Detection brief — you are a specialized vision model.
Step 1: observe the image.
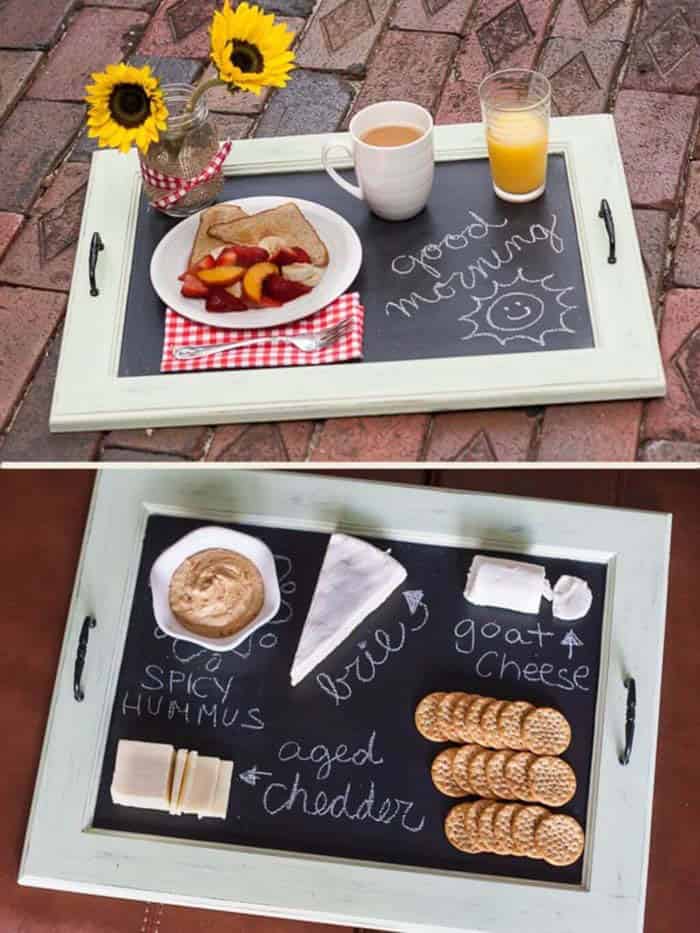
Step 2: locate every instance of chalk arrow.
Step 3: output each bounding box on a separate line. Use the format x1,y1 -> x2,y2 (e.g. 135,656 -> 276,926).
239,765 -> 272,787
561,629 -> 584,660
403,590 -> 425,616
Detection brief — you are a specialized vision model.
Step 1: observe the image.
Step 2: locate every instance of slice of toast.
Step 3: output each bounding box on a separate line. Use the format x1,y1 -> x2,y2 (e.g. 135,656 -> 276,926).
208,202 -> 329,267
189,204 -> 248,266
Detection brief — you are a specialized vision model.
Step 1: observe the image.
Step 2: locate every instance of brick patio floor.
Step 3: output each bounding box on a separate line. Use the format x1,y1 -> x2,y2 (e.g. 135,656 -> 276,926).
0,0 -> 698,463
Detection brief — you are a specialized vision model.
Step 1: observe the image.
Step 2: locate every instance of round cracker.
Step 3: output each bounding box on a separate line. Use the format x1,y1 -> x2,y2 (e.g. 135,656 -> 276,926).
480,699 -> 507,748
492,802 -> 519,855
485,749 -> 514,799
527,756 -> 577,807
431,748 -> 466,797
443,692 -> 472,743
437,692 -> 465,741
464,797 -> 491,851
522,707 -> 572,755
534,813 -> 585,866
415,692 -> 448,741
463,695 -> 491,744
453,744 -> 480,792
504,751 -> 537,801
467,748 -> 491,797
444,802 -> 472,852
498,700 -> 534,750
476,800 -> 500,850
511,804 -> 549,857
449,693 -> 475,743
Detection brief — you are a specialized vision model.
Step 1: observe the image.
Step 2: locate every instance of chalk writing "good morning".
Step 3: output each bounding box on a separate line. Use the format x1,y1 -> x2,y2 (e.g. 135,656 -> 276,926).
386,212 -> 564,318
455,618 -> 591,693
316,592 -> 430,706
262,732 -> 425,833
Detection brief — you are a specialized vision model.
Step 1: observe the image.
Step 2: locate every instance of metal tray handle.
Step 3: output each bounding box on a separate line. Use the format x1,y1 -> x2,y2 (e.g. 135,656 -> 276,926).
74,615 -> 96,702
89,232 -> 104,296
598,199 -> 617,264
619,676 -> 636,765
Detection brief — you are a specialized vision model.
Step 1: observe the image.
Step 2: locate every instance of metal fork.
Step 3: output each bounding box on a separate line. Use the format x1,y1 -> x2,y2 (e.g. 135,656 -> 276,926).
173,317 -> 353,361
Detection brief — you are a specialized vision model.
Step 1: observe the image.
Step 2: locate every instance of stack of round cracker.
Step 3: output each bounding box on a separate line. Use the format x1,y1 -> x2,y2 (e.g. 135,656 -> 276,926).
431,744 -> 576,806
415,691 -> 571,755
445,800 -> 585,866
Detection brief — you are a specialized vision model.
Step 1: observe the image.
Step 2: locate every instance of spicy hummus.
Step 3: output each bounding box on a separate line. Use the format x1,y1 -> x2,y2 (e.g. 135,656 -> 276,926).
168,548 -> 265,638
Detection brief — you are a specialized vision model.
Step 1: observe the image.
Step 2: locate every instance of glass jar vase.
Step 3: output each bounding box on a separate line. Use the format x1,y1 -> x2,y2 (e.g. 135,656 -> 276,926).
140,83 -> 223,217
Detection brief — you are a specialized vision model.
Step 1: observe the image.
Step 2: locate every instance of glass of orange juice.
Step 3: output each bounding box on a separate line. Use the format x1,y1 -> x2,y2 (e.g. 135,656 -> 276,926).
478,69 -> 551,203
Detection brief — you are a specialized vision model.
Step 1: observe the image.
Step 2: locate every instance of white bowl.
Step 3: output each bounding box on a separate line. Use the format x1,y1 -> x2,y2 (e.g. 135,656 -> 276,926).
149,526 -> 281,651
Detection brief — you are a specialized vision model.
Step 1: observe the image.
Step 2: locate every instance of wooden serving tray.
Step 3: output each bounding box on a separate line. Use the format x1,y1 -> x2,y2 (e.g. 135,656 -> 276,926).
49,116 -> 664,432
20,471 -> 670,933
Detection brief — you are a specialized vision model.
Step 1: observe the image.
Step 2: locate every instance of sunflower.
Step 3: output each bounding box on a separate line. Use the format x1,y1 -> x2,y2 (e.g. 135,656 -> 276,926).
85,63 -> 168,155
210,1 -> 295,96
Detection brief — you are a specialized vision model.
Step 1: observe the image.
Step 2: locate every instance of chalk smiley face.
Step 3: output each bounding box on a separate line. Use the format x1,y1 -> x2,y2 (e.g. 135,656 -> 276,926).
460,267 -> 578,347
486,291 -> 545,333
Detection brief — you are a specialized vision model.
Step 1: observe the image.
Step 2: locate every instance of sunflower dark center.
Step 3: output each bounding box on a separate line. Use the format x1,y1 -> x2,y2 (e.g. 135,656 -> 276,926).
230,40 -> 264,73
109,83 -> 150,128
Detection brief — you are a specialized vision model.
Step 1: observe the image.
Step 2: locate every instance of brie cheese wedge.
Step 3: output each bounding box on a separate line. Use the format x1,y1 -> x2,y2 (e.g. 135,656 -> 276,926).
290,533 -> 407,686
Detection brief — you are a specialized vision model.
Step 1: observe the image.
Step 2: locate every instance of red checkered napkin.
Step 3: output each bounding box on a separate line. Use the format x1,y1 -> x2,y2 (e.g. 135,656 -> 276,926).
161,292 -> 364,373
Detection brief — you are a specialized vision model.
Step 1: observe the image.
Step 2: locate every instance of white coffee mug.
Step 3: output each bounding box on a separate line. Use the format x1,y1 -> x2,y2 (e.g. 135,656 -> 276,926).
321,101 -> 434,222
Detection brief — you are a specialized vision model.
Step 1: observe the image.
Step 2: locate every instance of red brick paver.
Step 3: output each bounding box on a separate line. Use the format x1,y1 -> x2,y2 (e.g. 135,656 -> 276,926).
437,0 -> 555,125
102,427 -> 208,459
634,208 -> 670,317
296,0 -> 394,74
614,90 -> 697,210
674,162 -> 700,289
550,0 -> 637,42
0,163 -> 88,292
643,289 -> 700,444
0,287 -> 66,430
391,0 -> 473,35
623,0 -> 700,95
424,410 -> 536,461
280,421 -> 316,461
0,100 -> 83,214
137,0 -> 223,59
0,51 -> 43,123
0,214 -> 24,263
538,401 -> 643,461
206,424 -> 287,461
27,7 -> 150,102
0,0 -> 76,50
349,31 -> 458,119
311,415 -> 430,461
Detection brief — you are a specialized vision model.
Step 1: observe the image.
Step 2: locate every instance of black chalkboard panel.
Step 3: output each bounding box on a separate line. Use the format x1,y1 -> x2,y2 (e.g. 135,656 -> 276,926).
118,156 -> 594,377
93,514 -> 607,885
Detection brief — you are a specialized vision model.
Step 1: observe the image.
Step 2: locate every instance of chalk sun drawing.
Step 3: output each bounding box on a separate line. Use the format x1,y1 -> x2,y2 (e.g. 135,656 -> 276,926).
460,267 -> 577,347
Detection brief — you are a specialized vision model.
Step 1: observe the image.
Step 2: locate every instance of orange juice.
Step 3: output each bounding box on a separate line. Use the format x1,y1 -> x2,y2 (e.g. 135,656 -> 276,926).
486,110 -> 548,195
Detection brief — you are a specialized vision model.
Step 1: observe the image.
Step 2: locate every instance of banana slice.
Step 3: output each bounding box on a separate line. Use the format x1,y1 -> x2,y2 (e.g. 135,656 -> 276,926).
282,262 -> 323,287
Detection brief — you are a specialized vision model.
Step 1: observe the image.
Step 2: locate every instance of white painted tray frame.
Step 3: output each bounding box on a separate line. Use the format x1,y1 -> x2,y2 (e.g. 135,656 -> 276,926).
20,470 -> 670,933
49,115 -> 664,432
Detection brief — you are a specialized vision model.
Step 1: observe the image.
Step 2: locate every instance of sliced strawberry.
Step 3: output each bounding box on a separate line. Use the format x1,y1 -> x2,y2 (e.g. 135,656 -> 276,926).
270,246 -> 299,267
228,244 -> 270,267
181,273 -> 210,299
187,253 -> 216,274
292,246 -> 311,263
215,246 -> 241,267
263,274 -> 312,303
205,286 -> 247,312
258,295 -> 282,308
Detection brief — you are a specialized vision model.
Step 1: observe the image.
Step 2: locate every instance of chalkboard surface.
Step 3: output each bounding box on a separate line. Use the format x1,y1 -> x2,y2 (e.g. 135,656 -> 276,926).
118,156 -> 594,377
94,514 -> 607,885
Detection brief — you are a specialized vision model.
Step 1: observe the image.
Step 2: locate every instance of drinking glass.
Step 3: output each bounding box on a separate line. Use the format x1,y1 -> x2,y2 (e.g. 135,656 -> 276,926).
478,69 -> 551,203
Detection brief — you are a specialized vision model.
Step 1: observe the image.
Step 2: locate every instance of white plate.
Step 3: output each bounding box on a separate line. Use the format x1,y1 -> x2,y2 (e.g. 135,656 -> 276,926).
149,526 -> 281,652
150,196 -> 363,329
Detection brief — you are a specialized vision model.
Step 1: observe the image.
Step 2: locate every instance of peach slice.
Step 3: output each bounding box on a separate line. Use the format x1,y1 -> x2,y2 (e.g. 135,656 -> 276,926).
197,265 -> 245,287
242,261 -> 279,304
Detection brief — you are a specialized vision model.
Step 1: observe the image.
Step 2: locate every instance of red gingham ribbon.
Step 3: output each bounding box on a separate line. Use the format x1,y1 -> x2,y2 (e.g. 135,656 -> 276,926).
161,293 -> 365,372
140,139 -> 233,211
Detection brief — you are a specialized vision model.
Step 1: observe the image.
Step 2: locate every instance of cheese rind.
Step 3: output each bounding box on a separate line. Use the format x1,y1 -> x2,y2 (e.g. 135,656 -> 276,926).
464,555 -> 549,615
110,740 -> 174,811
290,533 -> 407,686
168,748 -> 189,815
